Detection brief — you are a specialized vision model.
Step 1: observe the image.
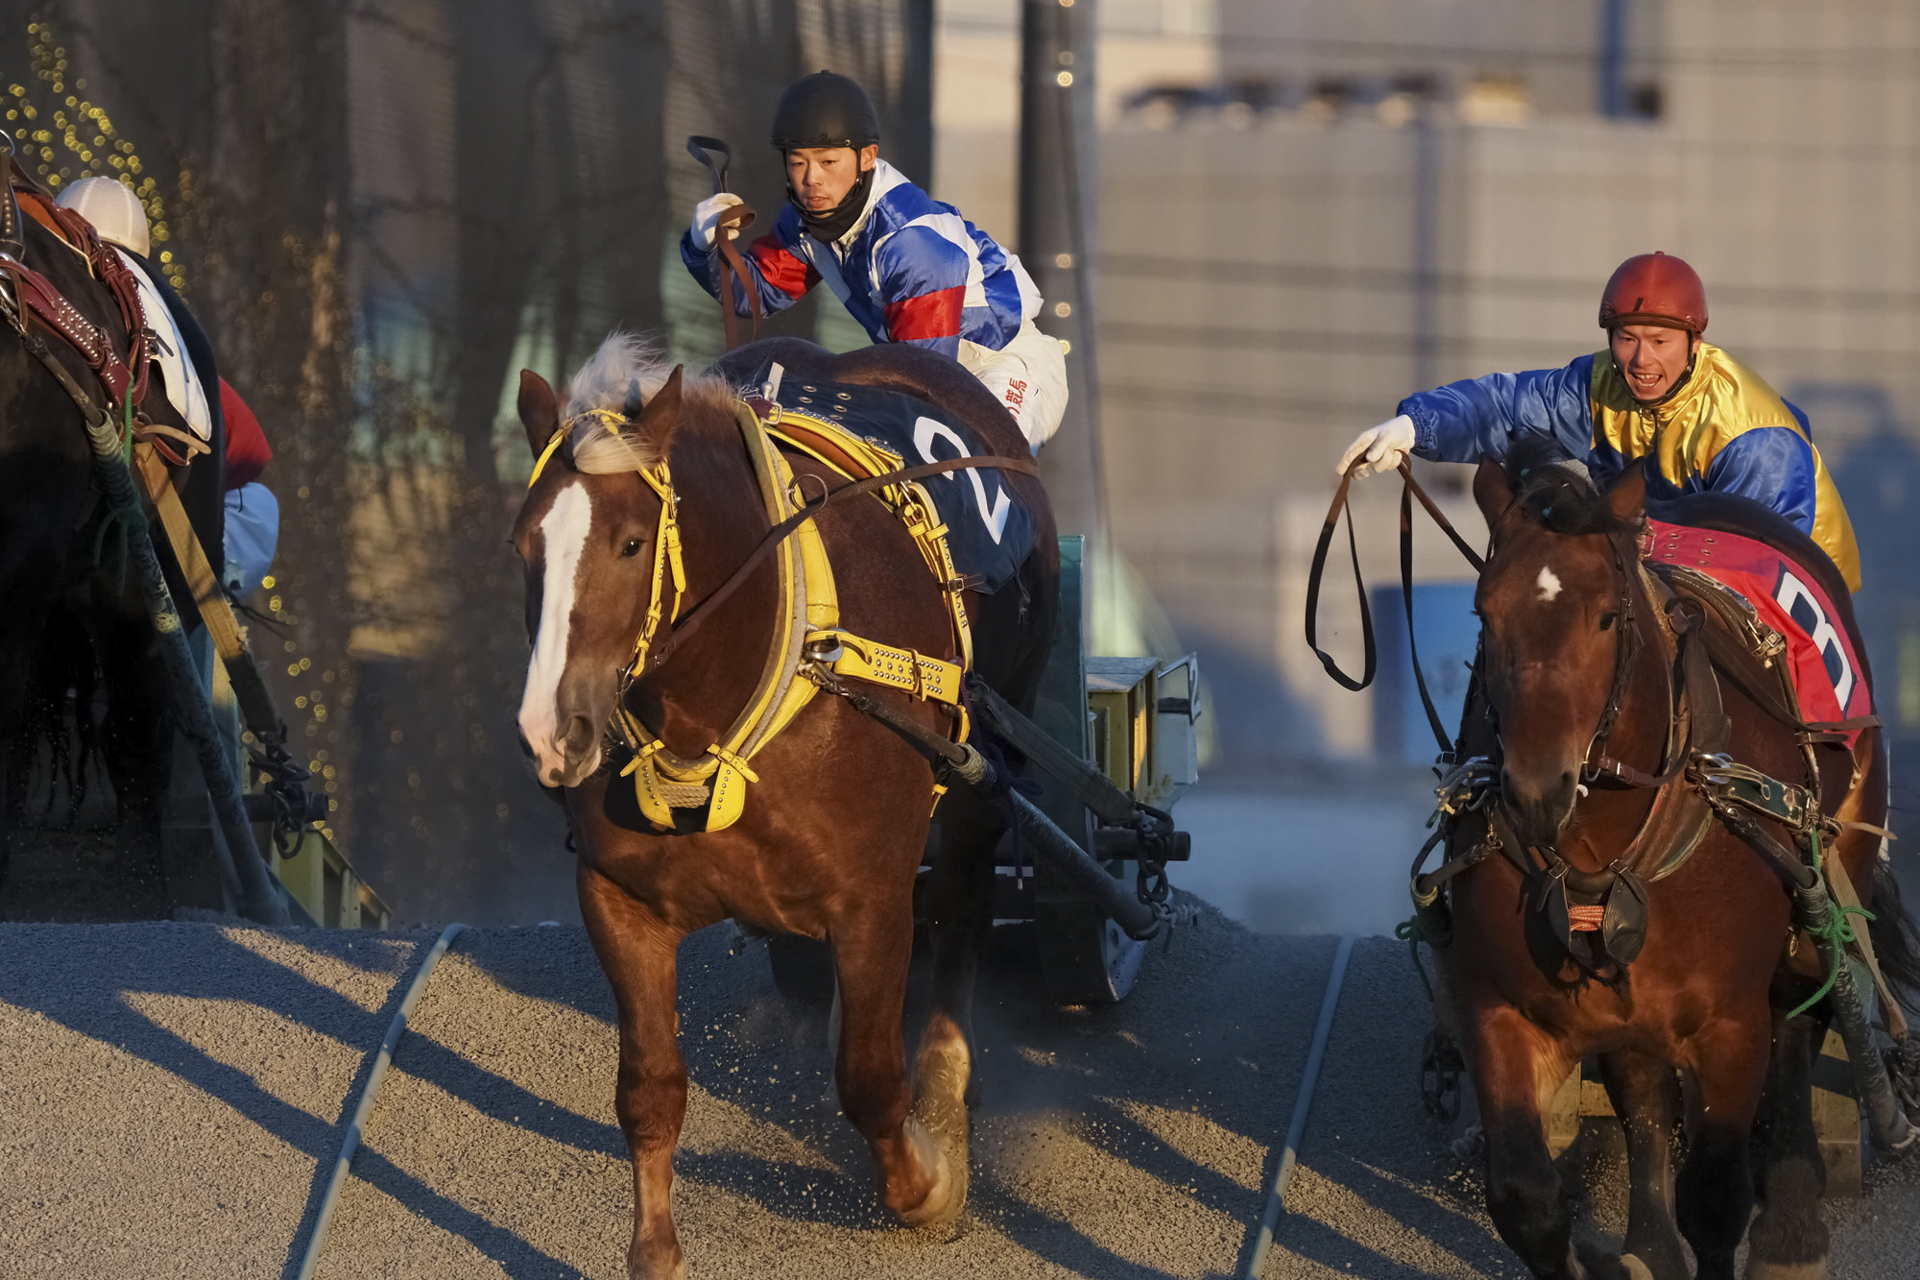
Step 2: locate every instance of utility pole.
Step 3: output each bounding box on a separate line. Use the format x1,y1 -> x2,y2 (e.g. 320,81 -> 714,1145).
1019,0 -> 1108,568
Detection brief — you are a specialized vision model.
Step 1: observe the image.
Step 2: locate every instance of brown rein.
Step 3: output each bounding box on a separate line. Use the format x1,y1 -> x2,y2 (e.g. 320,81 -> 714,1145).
1304,459 -> 1691,783
1304,460 -> 1485,755
712,201 -> 763,352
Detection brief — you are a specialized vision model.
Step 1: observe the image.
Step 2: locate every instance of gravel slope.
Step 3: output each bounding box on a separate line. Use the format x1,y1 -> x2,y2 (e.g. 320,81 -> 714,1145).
0,915 -> 1914,1279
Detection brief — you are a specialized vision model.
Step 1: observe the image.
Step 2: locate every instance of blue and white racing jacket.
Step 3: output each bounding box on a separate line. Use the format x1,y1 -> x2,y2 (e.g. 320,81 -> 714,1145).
680,160 -> 1041,363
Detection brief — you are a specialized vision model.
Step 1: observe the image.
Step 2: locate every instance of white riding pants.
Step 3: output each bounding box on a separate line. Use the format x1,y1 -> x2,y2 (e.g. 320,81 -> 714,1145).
958,320 -> 1068,453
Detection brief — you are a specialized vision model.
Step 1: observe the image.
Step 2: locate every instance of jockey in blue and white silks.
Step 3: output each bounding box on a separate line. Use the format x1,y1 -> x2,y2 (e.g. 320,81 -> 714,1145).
682,73 -> 1066,452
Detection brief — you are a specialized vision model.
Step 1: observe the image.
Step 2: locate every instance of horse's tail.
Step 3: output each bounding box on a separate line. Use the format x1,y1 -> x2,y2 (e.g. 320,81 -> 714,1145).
1866,858 -> 1920,1015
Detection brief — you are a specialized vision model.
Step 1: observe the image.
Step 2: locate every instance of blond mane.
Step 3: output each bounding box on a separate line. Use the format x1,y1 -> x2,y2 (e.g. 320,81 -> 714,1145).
564,332 -> 738,474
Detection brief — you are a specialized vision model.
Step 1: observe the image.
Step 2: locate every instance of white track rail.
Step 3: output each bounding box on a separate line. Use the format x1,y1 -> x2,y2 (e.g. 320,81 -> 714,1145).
1240,934 -> 1354,1279
293,922 -> 468,1280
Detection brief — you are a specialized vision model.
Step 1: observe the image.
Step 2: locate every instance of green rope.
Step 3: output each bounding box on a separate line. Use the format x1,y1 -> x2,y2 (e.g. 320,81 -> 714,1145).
1395,916 -> 1435,1003
120,388 -> 134,468
1786,900 -> 1875,1020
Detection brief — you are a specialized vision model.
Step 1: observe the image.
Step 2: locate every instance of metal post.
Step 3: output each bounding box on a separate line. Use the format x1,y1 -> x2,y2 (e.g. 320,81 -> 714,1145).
1598,0 -> 1629,118
1019,0 -> 1109,570
1410,100 -> 1441,397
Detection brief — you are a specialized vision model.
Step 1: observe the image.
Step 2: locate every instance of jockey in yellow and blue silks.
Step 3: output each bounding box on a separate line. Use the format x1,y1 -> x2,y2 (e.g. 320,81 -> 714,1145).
1340,252 -> 1863,591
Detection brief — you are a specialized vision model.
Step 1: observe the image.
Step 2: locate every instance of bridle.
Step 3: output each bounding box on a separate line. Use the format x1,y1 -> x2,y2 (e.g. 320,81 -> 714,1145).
1573,526 -> 1680,792
1482,485 -> 1681,805
527,407 -> 689,699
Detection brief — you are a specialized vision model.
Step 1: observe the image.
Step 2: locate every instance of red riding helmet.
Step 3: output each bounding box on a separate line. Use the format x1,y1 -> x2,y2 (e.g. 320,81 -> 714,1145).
1598,251 -> 1708,333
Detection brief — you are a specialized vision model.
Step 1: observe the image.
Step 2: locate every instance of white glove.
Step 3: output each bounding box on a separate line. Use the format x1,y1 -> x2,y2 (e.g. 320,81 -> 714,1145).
691,192 -> 746,249
1337,414 -> 1416,479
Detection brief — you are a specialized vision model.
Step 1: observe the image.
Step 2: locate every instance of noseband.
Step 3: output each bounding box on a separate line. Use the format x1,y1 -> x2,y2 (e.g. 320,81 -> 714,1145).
528,408 -> 690,692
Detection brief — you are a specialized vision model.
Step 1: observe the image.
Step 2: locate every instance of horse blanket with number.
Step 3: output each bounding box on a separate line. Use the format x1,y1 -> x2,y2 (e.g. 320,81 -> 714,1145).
758,368 -> 1038,593
1642,519 -> 1871,744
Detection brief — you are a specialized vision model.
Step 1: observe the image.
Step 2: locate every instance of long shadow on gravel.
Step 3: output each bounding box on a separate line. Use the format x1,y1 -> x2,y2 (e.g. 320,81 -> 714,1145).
459,901 -> 1340,1275
1254,938 -> 1524,1279
0,924 -> 592,1280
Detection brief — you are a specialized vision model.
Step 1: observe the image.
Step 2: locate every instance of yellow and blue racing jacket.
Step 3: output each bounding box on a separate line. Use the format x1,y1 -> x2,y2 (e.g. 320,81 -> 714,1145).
1397,342 -> 1862,590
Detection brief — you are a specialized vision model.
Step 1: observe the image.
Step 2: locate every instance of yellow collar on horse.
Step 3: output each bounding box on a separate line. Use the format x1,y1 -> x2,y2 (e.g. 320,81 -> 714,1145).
536,398 -> 975,834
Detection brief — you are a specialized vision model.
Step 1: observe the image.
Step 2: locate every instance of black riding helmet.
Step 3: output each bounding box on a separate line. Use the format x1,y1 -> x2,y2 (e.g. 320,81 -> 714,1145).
770,71 -> 881,150
773,72 -> 882,241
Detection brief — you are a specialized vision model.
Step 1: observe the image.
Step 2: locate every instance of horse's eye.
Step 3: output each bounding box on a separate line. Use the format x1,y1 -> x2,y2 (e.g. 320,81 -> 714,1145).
621,539 -> 644,559
1599,612 -> 1617,631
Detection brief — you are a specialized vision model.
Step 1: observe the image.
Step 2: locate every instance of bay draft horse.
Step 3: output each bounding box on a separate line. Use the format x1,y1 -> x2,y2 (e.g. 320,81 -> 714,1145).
1442,442 -> 1919,1280
512,333 -> 1056,1279
0,190 -> 214,917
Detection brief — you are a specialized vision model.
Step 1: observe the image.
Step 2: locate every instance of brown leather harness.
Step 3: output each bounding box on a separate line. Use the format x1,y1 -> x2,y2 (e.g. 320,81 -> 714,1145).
1306,460 -> 1883,974
0,144 -> 153,419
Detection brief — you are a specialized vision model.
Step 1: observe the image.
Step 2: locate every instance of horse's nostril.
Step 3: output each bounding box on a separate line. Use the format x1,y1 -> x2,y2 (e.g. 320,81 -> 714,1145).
561,715 -> 597,755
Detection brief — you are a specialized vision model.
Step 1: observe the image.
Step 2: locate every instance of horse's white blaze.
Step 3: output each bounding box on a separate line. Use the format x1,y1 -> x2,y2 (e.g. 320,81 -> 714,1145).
519,482 -> 594,778
1535,566 -> 1563,602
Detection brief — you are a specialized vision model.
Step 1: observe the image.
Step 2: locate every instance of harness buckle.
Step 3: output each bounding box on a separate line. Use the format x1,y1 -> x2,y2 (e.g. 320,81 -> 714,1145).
804,634 -> 845,666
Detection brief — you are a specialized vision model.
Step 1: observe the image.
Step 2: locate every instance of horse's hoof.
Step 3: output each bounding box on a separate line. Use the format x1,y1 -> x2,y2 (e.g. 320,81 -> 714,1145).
626,1254 -> 688,1280
1745,1263 -> 1827,1280
1575,1241 -> 1654,1280
912,1034 -> 972,1152
892,1115 -> 961,1228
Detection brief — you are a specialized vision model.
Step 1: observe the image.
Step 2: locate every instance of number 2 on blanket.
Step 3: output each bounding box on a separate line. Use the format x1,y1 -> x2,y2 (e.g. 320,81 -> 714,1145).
913,416 -> 1011,544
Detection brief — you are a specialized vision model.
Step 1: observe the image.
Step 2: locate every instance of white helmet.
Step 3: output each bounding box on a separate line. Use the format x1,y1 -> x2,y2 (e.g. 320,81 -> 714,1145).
56,176 -> 150,258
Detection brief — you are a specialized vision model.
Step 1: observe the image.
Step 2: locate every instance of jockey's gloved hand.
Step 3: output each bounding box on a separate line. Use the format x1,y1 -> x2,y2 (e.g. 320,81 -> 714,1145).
1338,414 -> 1416,479
691,192 -> 747,249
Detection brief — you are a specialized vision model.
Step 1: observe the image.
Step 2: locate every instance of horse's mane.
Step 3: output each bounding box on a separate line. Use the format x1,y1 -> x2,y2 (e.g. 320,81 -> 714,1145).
565,331 -> 738,474
1505,436 -> 1642,538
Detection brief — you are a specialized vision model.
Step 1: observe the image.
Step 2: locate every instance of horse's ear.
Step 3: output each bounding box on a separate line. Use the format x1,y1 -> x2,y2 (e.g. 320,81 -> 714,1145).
636,365 -> 685,456
1606,458 -> 1648,523
1472,455 -> 1512,525
518,369 -> 560,457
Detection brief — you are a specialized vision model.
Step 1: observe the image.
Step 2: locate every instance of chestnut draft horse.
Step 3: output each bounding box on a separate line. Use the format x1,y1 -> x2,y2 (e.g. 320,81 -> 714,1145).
1434,444 -> 1920,1280
512,333 -> 1056,1279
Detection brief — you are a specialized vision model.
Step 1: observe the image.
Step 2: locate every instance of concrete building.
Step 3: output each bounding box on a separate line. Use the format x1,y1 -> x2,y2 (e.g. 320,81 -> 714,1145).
935,0 -> 1920,780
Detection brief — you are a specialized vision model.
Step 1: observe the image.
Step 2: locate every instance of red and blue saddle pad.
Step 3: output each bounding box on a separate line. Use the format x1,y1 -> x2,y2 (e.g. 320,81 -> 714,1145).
1642,520 -> 1870,745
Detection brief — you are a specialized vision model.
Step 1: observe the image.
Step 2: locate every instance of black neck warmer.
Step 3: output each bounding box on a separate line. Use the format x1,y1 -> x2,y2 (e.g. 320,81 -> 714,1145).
793,163 -> 875,243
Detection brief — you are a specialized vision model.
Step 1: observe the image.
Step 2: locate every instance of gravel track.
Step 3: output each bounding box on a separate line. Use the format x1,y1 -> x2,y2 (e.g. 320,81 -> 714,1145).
1,911 -> 1914,1278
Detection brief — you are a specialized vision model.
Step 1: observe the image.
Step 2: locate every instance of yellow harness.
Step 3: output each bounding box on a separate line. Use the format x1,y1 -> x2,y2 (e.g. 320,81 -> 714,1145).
531,399 -> 976,833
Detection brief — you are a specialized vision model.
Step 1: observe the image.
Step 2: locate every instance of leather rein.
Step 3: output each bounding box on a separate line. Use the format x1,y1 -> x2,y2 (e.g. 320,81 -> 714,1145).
1306,460 -> 1690,785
